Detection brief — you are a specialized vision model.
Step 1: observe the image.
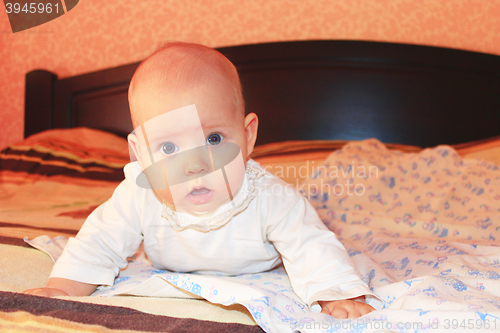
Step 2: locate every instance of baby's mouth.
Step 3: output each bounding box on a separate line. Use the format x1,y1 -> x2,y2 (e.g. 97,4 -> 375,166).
187,187 -> 214,205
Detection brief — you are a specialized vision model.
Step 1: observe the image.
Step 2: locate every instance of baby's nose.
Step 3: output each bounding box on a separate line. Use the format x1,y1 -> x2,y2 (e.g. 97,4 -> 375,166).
183,150 -> 210,176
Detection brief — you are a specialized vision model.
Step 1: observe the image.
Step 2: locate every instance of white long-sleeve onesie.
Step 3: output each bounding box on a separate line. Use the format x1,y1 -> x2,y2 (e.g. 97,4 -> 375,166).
51,160 -> 380,309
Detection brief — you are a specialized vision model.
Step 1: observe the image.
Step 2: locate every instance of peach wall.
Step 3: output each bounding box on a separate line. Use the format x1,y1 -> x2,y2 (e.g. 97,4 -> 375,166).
1,0 -> 499,150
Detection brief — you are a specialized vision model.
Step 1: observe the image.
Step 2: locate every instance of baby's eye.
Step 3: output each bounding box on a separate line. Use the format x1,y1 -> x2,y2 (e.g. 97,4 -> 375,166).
206,133 -> 224,146
161,142 -> 178,154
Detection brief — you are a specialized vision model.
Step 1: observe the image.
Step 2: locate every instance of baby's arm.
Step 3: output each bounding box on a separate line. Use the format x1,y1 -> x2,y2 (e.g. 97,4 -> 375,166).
23,278 -> 97,297
264,188 -> 382,316
318,296 -> 375,319
23,169 -> 144,298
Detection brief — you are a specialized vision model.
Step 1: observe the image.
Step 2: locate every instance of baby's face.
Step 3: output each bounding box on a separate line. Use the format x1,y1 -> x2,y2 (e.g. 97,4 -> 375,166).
128,79 -> 254,217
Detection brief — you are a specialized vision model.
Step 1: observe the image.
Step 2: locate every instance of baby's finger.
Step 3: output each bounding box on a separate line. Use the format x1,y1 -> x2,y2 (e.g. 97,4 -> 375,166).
357,303 -> 375,317
330,306 -> 349,319
347,307 -> 362,319
23,287 -> 69,297
356,303 -> 375,318
23,288 -> 50,297
320,306 -> 331,315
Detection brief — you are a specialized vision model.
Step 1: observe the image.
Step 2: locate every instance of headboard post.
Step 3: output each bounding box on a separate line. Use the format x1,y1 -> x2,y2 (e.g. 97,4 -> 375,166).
24,70 -> 57,137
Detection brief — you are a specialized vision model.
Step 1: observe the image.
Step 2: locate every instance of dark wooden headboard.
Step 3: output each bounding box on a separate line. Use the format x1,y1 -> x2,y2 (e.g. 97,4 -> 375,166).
25,40 -> 500,147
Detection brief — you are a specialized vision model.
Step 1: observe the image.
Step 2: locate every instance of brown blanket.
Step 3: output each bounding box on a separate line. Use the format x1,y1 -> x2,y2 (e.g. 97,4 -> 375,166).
0,291 -> 263,333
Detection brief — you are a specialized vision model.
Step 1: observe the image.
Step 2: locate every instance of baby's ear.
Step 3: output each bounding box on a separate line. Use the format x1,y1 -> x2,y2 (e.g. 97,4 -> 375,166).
244,113 -> 259,157
128,128 -> 155,171
127,133 -> 140,163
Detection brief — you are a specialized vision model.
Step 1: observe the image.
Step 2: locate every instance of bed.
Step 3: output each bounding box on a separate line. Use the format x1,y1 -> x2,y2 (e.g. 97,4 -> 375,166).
1,40 -> 500,333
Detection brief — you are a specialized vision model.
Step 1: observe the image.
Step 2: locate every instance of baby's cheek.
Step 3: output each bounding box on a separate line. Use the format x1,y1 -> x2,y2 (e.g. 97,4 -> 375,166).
153,188 -> 175,206
224,151 -> 246,196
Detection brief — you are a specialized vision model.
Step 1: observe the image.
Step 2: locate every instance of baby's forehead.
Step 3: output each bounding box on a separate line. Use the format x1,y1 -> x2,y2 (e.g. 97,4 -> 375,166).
139,102 -> 237,133
137,105 -> 205,142
129,63 -> 230,114
145,104 -> 199,127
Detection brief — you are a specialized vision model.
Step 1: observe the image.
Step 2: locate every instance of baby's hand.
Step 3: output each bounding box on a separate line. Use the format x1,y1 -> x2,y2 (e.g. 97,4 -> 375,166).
23,278 -> 97,297
318,296 -> 374,319
23,287 -> 69,297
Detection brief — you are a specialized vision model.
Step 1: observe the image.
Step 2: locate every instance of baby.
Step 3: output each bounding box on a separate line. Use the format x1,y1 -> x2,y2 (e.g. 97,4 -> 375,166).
25,42 -> 380,319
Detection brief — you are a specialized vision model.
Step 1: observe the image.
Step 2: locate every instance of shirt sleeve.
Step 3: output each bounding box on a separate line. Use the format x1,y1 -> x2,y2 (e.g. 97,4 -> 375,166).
265,187 -> 382,311
50,166 -> 144,287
